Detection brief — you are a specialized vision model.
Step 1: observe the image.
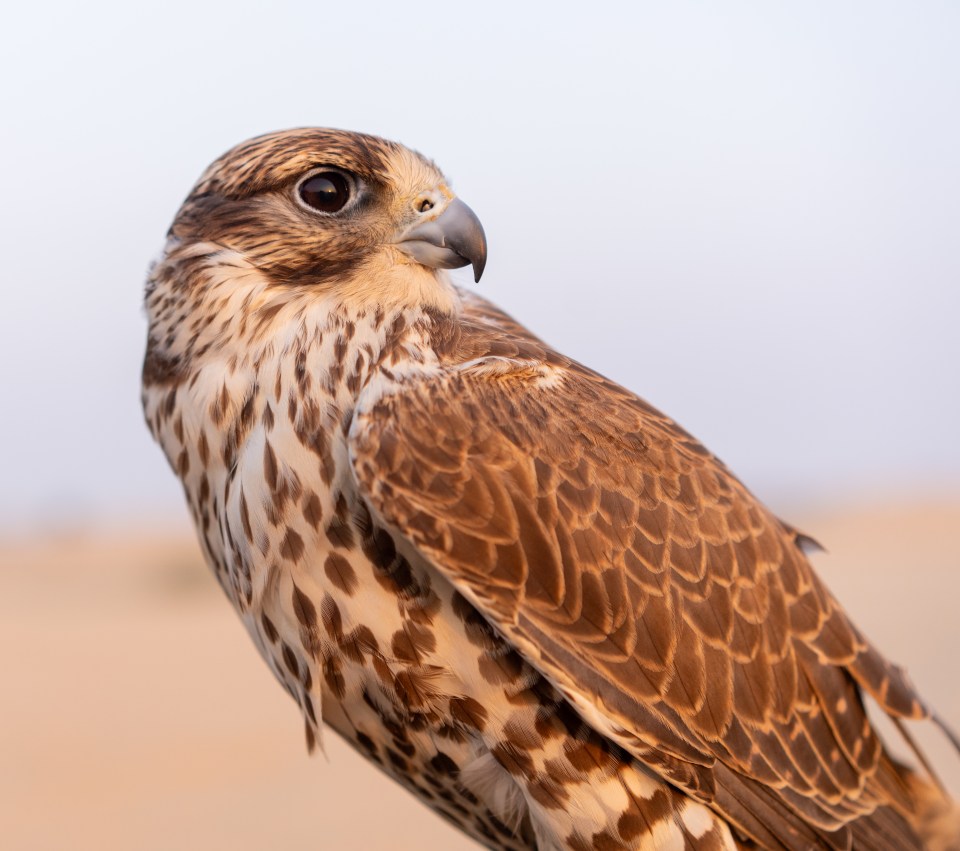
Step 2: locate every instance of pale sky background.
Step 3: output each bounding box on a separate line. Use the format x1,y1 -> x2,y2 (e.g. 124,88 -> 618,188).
1,1 -> 958,534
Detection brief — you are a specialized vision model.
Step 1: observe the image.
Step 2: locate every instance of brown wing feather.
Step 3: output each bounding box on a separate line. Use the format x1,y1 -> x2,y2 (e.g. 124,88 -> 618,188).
349,299 -> 936,849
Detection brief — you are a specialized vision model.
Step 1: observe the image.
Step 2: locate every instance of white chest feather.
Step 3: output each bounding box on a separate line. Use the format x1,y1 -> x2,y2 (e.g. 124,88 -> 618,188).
144,292 -> 733,851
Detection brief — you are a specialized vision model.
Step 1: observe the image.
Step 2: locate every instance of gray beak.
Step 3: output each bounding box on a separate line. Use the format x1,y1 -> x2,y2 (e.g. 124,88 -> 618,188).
393,198 -> 487,283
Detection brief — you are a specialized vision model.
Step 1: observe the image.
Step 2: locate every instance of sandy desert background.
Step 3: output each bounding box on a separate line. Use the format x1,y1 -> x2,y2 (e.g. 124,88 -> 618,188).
2,498 -> 958,850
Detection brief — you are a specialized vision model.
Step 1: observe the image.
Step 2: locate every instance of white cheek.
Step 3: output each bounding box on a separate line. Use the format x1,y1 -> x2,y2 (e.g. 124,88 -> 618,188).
333,249 -> 462,314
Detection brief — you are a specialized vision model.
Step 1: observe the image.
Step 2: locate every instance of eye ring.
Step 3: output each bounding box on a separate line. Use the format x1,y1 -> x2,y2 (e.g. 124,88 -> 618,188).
295,168 -> 356,215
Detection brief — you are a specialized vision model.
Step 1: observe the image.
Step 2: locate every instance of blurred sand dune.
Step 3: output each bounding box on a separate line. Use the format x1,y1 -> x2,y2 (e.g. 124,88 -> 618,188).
1,499 -> 958,850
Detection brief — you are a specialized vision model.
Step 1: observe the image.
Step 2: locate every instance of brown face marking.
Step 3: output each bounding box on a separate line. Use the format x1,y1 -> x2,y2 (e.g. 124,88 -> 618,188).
166,130 -> 427,287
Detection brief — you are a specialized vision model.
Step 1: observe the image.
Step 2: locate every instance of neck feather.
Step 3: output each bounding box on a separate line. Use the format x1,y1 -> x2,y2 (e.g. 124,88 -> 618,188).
143,239 -> 461,388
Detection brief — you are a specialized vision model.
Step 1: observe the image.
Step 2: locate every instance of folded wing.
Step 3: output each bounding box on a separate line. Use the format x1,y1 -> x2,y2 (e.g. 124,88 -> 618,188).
349,306 -> 936,849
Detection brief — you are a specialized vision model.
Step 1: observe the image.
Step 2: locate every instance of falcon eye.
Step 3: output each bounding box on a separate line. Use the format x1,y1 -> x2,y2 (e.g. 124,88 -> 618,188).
297,170 -> 353,214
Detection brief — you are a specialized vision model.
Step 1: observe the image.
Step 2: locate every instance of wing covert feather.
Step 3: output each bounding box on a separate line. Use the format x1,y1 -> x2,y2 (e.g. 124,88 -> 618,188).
349,304 -> 933,848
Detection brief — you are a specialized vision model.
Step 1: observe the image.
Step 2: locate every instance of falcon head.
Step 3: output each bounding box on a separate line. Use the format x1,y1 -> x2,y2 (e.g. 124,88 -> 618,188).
168,127 -> 486,292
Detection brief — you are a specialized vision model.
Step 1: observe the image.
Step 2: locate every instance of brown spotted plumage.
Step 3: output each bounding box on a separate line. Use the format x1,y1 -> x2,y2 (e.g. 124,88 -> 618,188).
143,128 -> 959,850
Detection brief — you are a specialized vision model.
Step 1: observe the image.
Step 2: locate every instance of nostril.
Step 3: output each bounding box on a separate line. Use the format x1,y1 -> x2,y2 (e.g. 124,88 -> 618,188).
416,197 -> 435,214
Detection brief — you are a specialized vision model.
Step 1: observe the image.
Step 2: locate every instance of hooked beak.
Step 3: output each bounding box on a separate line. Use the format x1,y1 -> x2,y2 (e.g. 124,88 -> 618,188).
392,197 -> 487,283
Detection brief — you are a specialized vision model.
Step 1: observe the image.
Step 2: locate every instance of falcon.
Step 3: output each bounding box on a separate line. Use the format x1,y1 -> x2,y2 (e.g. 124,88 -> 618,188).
142,128 -> 959,850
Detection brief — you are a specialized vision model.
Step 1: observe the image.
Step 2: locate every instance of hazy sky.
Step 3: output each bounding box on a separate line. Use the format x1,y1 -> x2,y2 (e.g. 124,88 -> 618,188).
1,1 -> 958,531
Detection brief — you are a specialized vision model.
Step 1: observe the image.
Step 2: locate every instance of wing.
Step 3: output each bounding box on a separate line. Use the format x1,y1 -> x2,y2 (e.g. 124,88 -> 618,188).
348,299 -> 934,849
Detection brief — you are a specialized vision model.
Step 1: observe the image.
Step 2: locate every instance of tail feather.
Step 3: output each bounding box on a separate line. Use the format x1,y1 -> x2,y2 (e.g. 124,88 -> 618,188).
903,770 -> 960,851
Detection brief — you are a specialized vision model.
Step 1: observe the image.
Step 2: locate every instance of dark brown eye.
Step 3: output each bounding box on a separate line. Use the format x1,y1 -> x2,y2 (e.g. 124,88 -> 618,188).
298,170 -> 352,213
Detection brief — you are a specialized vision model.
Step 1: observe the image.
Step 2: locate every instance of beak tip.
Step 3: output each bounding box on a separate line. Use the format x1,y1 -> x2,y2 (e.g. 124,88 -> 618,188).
471,231 -> 488,284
